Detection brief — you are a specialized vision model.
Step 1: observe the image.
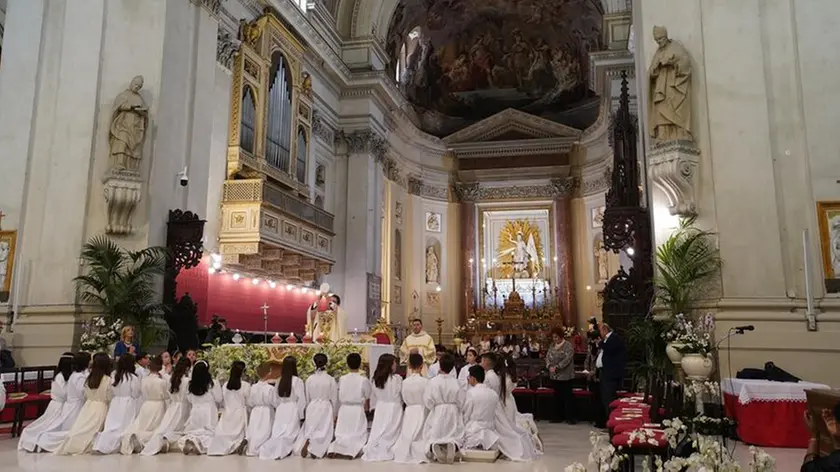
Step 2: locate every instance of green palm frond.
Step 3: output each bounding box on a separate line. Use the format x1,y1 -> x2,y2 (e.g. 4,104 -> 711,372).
654,216 -> 721,315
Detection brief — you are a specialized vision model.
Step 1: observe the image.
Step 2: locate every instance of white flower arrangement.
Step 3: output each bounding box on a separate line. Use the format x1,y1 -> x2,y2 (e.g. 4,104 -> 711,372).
666,312 -> 714,356
749,445 -> 776,471
684,380 -> 721,400
452,325 -> 466,338
80,316 -> 123,352
564,463 -> 587,472
587,432 -> 628,471
564,325 -> 577,338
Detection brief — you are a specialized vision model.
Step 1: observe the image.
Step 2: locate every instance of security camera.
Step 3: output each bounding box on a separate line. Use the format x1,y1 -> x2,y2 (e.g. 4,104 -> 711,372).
178,167 -> 189,187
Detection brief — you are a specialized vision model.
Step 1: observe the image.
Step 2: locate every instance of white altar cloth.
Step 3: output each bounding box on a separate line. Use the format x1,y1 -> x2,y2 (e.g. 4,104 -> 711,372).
721,378 -> 830,404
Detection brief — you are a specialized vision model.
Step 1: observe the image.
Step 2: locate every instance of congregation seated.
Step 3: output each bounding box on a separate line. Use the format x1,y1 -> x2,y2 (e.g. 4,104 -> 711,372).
14,348 -> 541,463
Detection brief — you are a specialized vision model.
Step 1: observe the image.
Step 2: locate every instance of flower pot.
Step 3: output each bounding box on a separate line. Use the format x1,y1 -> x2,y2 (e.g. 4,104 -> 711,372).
681,353 -> 714,380
666,343 -> 685,365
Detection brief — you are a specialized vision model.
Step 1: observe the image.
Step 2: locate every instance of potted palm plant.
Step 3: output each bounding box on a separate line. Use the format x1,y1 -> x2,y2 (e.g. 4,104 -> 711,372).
74,235 -> 170,352
654,216 -> 721,371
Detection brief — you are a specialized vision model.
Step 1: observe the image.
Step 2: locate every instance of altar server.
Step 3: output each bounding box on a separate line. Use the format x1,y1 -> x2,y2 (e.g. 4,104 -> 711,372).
141,357 -> 192,455
35,352 -> 91,452
457,348 -> 479,389
482,353 -> 535,461
260,356 -> 307,460
55,353 -> 114,455
207,361 -> 251,455
363,354 -> 403,461
461,365 -> 499,451
295,353 -> 337,459
92,353 -> 142,454
393,353 -> 430,464
244,365 -> 277,456
121,356 -> 169,454
328,352 -> 371,459
422,353 -> 464,464
179,360 -> 223,455
18,353 -> 74,452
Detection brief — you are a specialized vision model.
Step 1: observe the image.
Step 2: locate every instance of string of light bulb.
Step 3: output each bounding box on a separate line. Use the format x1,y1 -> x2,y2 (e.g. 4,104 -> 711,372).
205,253 -> 326,296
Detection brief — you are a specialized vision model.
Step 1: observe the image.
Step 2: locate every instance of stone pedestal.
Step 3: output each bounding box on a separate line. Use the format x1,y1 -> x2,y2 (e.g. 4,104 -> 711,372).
648,141 -> 700,217
103,170 -> 143,235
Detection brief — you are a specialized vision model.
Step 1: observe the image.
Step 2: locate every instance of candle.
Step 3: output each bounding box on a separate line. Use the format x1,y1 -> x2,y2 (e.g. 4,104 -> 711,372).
803,229 -> 815,315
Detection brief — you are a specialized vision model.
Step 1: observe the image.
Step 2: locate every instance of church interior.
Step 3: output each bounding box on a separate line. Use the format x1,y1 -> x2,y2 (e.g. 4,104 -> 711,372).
1,0 -> 840,470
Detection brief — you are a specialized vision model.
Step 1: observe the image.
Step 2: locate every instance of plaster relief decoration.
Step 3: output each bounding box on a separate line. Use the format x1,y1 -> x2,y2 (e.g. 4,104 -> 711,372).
816,201 -> 840,292
385,0 -> 603,137
216,27 -> 241,71
481,208 -> 551,307
591,205 -> 605,228
594,235 -> 608,283
647,26 -> 700,217
453,178 -> 575,202
395,201 -> 404,225
104,75 -> 148,235
393,284 -> 403,305
426,291 -> 441,308
425,245 -> 440,284
425,211 -> 442,233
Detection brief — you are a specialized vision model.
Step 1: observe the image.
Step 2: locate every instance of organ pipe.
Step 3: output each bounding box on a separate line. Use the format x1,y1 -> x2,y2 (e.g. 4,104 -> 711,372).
266,52 -> 292,173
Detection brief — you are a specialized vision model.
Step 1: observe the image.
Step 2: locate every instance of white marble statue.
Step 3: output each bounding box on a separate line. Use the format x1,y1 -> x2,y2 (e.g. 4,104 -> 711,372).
109,76 -> 149,172
595,239 -> 609,283
648,26 -> 693,143
502,231 -> 539,278
425,246 -> 439,284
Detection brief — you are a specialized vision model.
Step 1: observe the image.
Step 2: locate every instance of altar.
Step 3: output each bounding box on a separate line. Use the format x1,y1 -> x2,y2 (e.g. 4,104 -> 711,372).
202,342 -> 395,380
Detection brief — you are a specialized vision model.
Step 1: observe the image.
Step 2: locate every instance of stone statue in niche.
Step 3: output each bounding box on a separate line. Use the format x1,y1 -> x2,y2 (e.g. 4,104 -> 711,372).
594,238 -> 609,283
301,72 -> 313,98
648,26 -> 693,144
394,201 -> 404,226
315,164 -> 325,188
425,245 -> 439,284
109,76 -> 149,172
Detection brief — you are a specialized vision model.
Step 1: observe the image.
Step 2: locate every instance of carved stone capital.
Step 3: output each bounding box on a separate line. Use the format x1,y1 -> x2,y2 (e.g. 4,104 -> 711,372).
648,141 -> 701,217
453,182 -> 481,202
408,176 -> 449,201
102,170 -> 143,236
335,129 -> 388,162
216,27 -> 241,71
190,0 -> 225,17
549,177 -> 577,198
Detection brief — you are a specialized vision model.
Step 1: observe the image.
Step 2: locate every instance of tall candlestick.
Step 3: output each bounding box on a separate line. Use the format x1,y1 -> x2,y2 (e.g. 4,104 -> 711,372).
803,229 -> 817,330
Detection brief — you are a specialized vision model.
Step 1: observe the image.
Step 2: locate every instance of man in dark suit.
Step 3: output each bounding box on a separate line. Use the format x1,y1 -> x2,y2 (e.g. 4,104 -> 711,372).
597,322 -> 627,423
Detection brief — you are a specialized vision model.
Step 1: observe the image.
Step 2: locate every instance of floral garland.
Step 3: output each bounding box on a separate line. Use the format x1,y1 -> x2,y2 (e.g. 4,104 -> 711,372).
80,317 -> 123,353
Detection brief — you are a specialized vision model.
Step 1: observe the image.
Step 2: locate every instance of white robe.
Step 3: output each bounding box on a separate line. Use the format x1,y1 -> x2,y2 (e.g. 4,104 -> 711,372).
504,375 -> 542,453
92,373 -> 142,454
55,379 -> 113,455
177,382 -> 224,454
35,371 -> 88,452
362,375 -> 404,461
207,381 -> 251,455
462,384 -> 499,450
485,370 -> 535,461
393,373 -> 429,464
294,371 -> 337,459
427,362 -> 440,379
457,363 -> 476,390
120,373 -> 169,454
18,375 -> 67,452
259,377 -> 306,460
328,372 -> 370,458
141,376 -> 191,455
245,380 -> 277,456
422,371 -> 465,453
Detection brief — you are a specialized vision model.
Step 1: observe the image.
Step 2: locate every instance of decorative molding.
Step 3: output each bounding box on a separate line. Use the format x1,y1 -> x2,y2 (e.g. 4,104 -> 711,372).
190,0 -> 225,17
216,26 -> 241,71
103,170 -> 143,235
648,141 -> 701,217
580,166 -> 612,196
336,129 -> 409,188
443,108 -> 583,145
453,182 -> 481,202
452,178 -> 576,202
408,177 -> 449,201
311,109 -> 336,145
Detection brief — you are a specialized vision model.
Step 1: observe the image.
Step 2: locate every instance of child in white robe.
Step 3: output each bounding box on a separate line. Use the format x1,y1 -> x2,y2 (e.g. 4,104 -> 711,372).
180,360 -> 224,455
295,353 -> 337,459
422,354 -> 465,464
33,352 -> 90,452
503,357 -> 542,453
362,354 -> 403,461
18,353 -> 74,452
393,353 -> 429,464
328,352 -> 371,459
93,354 -> 142,454
481,353 -> 536,462
121,356 -> 169,454
427,345 -> 445,379
259,356 -> 307,460
207,361 -> 251,455
55,353 -> 114,455
135,353 -> 150,378
245,366 -> 277,456
141,357 -> 192,455
457,348 -> 479,389
462,365 -> 499,451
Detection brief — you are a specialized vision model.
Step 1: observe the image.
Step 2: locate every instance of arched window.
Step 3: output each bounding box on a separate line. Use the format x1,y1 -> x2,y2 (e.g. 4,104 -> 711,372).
395,27 -> 422,84
296,127 -> 307,183
265,52 -> 293,172
240,86 -> 257,154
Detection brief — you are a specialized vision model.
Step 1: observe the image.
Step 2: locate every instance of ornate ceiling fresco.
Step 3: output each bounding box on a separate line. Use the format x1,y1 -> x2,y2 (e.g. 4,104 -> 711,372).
386,0 -> 604,137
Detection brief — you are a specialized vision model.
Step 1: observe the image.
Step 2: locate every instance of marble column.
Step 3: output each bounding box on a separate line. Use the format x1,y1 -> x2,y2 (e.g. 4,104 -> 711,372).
460,200 -> 476,323
552,195 -> 576,326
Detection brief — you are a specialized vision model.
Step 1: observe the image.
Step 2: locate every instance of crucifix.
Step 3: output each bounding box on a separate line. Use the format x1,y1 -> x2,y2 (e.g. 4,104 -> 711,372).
260,303 -> 270,343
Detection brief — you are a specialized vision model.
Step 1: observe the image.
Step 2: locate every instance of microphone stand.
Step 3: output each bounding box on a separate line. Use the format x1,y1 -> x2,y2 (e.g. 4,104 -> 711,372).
711,327 -> 749,459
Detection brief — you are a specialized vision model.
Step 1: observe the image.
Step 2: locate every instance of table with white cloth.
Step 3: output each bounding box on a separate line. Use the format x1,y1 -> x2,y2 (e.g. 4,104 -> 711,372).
722,377 -> 830,448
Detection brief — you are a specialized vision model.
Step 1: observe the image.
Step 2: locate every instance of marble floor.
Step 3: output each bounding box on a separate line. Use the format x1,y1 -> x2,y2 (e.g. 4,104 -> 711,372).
0,424 -> 805,472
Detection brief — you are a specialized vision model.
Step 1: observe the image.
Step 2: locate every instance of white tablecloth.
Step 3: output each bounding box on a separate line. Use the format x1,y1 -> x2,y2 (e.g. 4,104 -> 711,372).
721,378 -> 830,404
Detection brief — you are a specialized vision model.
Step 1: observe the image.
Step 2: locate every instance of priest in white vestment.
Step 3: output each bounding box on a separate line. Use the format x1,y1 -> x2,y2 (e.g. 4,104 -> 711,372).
307,294 -> 347,343
422,354 -> 464,463
462,366 -> 500,451
400,319 -> 436,371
